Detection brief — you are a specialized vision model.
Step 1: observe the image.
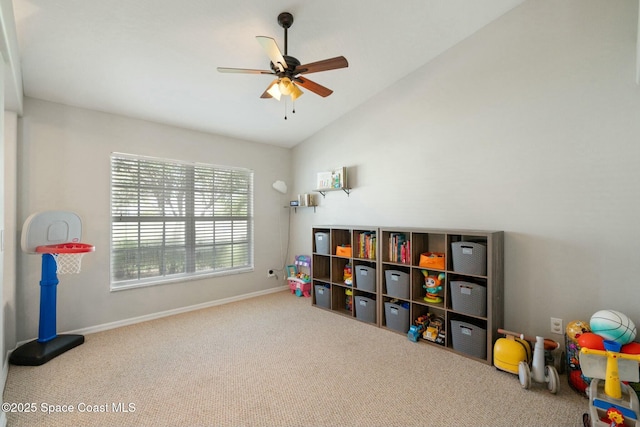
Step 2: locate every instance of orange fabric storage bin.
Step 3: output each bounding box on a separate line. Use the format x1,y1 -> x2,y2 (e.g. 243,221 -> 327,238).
336,245 -> 352,257
419,252 -> 445,270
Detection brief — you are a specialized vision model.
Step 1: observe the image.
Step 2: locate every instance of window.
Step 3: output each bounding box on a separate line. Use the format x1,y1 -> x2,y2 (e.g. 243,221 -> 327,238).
110,153 -> 254,290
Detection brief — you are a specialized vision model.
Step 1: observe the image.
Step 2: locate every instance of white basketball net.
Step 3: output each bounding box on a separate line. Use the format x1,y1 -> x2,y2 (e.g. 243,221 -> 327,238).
53,253 -> 86,275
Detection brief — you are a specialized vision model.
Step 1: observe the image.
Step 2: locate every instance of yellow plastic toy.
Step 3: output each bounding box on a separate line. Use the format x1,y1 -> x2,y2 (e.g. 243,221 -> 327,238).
493,329 -> 560,394
580,340 -> 640,427
494,329 -> 532,375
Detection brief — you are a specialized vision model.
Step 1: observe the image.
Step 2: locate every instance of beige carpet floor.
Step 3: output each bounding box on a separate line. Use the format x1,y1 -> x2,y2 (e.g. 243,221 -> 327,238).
3,290 -> 587,426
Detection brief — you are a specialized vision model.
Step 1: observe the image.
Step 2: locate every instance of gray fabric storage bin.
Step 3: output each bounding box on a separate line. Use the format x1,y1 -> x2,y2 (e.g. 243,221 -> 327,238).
450,320 -> 487,359
384,302 -> 410,333
355,265 -> 376,292
354,296 -> 376,324
384,270 -> 409,299
450,281 -> 487,317
451,241 -> 487,275
315,232 -> 330,255
314,285 -> 331,308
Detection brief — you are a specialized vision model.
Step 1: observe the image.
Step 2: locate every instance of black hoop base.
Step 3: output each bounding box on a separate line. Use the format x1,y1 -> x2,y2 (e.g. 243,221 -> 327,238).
9,334 -> 84,366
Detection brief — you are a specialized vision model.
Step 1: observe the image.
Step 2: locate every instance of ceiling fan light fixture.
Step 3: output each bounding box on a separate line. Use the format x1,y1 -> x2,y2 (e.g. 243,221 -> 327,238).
267,77 -> 303,102
278,77 -> 294,95
266,81 -> 282,100
290,83 -> 303,101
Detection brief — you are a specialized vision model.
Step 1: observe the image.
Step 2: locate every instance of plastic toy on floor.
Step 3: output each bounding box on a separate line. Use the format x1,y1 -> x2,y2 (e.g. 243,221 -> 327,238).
494,329 -> 532,375
286,255 -> 311,297
10,211 -> 95,366
519,334 -> 560,394
493,329 -> 560,394
580,340 -> 640,427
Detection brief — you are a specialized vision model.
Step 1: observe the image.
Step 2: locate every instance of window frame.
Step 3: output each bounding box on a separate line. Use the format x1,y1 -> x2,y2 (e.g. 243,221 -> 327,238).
110,152 -> 254,291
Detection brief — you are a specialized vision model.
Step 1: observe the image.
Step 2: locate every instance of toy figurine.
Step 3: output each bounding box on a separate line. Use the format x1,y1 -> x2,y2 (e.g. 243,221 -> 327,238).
421,270 -> 444,303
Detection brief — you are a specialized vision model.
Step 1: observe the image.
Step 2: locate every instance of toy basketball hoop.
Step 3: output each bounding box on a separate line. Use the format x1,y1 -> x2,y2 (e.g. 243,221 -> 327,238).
10,211 -> 95,366
36,243 -> 95,275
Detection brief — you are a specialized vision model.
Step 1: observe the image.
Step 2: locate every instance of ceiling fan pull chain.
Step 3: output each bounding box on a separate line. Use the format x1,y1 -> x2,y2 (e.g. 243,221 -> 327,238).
284,99 -> 288,120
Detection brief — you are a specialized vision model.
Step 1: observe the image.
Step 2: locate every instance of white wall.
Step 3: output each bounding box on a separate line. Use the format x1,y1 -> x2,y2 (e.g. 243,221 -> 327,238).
290,0 -> 640,338
15,98 -> 292,341
3,111 -> 16,358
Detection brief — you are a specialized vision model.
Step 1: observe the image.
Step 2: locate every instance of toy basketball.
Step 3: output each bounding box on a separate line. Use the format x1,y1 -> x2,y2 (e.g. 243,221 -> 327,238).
590,310 -> 637,345
565,320 -> 590,342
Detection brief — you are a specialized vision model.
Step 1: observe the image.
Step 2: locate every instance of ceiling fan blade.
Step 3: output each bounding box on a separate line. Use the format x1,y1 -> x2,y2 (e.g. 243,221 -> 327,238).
256,36 -> 287,71
217,67 -> 273,75
296,56 -> 348,75
295,77 -> 333,97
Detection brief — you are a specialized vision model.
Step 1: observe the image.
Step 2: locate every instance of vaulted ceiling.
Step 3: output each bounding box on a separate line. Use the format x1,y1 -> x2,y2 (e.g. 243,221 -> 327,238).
9,0 -> 525,147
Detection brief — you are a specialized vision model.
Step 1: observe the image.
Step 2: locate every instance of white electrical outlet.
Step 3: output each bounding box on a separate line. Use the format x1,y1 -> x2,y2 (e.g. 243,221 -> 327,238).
550,317 -> 563,334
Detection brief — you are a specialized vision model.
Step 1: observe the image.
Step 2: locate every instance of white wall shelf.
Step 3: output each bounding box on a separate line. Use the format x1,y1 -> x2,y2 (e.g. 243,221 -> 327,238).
315,187 -> 351,197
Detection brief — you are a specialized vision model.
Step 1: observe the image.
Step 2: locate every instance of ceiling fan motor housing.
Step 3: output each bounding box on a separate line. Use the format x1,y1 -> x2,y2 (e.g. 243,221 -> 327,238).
270,55 -> 300,77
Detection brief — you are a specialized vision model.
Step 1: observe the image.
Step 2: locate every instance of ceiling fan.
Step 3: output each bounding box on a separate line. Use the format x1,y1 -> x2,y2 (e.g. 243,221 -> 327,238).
217,12 -> 348,106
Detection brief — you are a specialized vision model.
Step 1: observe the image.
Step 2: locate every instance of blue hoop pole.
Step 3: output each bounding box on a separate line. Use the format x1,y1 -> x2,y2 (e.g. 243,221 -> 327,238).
37,253 -> 59,343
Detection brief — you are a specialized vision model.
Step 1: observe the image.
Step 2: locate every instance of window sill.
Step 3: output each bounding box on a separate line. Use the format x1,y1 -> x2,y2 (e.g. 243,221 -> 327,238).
110,267 -> 254,292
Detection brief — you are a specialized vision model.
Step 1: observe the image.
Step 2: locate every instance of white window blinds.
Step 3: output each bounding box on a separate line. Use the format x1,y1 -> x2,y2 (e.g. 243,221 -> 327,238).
110,153 -> 254,289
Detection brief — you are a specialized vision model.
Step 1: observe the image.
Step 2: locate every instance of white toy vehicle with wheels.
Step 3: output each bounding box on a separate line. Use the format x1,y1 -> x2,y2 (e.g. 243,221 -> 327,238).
518,335 -> 560,394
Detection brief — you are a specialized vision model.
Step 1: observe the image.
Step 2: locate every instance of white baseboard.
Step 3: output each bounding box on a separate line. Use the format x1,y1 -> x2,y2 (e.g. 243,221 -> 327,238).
72,285 -> 289,336
13,285 -> 288,348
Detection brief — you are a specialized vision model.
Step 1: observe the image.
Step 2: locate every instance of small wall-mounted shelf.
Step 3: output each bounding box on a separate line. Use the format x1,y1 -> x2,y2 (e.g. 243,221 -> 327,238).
315,187 -> 351,197
287,205 -> 317,213
289,193 -> 317,212
315,167 -> 350,197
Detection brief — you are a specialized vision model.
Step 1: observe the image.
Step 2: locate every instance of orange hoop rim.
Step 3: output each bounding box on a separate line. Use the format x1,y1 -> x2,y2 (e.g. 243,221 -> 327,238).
35,242 -> 95,254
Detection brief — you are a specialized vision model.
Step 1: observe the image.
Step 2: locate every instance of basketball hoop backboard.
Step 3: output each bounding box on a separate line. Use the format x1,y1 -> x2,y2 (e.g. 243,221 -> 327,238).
21,211 -> 83,254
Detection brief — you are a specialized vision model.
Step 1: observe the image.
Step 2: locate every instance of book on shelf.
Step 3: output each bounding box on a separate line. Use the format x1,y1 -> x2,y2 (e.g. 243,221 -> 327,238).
356,231 -> 376,260
316,167 -> 347,190
388,232 -> 410,264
